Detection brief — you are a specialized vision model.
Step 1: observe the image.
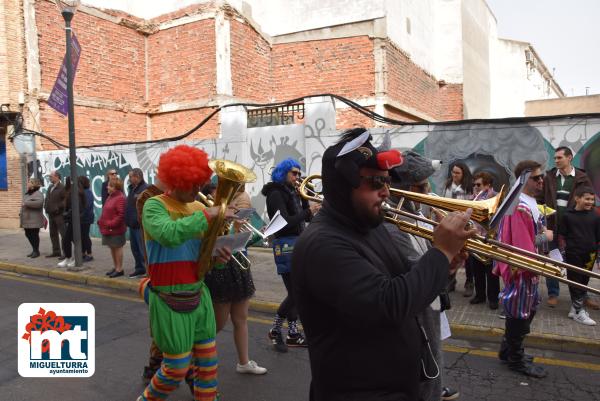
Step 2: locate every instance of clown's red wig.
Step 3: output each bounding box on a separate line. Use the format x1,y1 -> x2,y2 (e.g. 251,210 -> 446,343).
157,145 -> 212,191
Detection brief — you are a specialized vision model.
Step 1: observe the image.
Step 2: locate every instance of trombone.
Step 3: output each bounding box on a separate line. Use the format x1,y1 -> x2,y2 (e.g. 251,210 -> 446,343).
298,174 -> 600,296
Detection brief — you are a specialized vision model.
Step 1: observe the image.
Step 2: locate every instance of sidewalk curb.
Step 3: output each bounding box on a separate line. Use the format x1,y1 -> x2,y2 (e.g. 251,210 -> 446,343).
2,261 -> 599,357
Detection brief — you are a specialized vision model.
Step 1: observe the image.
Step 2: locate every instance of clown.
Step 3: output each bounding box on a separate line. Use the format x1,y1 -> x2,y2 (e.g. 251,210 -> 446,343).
138,145 -> 235,401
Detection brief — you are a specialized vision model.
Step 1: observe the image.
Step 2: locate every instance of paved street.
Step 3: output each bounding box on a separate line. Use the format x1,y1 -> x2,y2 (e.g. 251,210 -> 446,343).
2,270 -> 600,401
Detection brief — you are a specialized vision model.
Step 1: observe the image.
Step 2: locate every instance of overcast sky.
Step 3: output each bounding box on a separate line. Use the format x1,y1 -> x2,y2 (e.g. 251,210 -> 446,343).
487,0 -> 600,97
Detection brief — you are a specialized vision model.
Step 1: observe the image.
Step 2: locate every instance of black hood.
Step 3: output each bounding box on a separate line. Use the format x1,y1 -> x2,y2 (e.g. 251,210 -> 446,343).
322,128 -> 402,224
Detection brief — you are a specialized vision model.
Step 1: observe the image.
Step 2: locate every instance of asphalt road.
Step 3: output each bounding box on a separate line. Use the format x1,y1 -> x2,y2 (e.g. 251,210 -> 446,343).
1,271 -> 600,401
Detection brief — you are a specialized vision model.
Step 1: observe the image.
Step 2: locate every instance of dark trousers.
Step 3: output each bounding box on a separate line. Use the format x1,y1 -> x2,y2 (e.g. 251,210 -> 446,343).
24,228 -> 40,252
62,223 -> 74,258
277,272 -> 298,321
472,257 -> 500,302
499,312 -> 535,368
81,223 -> 92,255
465,258 -> 474,283
566,252 -> 593,312
129,227 -> 146,273
48,214 -> 65,255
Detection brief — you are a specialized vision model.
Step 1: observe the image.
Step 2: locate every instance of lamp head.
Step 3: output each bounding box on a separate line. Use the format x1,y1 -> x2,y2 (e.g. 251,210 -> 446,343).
56,0 -> 80,16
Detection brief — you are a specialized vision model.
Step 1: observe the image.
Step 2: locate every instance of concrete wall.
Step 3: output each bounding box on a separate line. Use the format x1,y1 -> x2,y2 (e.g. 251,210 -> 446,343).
491,40 -> 562,118
460,0 -> 495,118
526,95 -> 600,117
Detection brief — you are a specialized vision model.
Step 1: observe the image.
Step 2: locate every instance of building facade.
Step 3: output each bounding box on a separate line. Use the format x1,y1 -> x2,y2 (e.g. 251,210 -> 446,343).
0,0 -> 564,227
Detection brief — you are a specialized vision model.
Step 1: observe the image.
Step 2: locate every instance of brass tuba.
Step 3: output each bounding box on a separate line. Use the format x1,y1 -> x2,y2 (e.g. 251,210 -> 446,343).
197,159 -> 256,278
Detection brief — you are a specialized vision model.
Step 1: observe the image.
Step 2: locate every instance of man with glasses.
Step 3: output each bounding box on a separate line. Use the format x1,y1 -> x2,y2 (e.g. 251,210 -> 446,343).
292,129 -> 475,400
495,160 -> 551,378
102,169 -> 118,206
261,157 -> 319,352
469,172 -> 500,309
542,147 -> 594,308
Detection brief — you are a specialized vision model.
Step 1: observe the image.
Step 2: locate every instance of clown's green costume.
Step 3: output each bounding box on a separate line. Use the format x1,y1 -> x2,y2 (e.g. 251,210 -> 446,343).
138,144 -> 218,401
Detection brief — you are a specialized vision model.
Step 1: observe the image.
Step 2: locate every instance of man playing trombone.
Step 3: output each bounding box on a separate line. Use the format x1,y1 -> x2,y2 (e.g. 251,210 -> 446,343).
495,160 -> 551,378
292,129 -> 476,401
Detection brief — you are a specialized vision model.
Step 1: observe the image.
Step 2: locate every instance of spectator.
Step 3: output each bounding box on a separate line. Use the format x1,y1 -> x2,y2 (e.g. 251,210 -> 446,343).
101,168 -> 118,206
58,176 -> 85,269
79,175 -> 95,262
98,177 -> 127,278
125,168 -> 148,278
441,161 -> 474,297
204,185 -> 267,375
469,171 -> 500,309
20,177 -> 45,258
559,186 -> 599,326
543,146 -> 594,308
44,170 -> 65,259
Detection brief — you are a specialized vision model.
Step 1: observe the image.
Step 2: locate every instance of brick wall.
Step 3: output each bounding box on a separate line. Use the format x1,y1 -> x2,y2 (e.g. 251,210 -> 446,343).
147,19 -> 216,107
38,103 -> 147,149
385,40 -> 463,121
230,19 -> 271,101
0,0 -> 27,227
272,36 -> 375,101
150,108 -> 220,141
336,107 -> 378,130
36,0 -> 146,107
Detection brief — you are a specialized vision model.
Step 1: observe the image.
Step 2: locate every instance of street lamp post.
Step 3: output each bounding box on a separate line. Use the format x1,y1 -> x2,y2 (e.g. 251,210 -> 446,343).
58,0 -> 82,267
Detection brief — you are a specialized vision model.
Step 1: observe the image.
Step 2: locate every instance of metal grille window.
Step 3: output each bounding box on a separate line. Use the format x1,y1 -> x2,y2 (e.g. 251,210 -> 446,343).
247,103 -> 304,128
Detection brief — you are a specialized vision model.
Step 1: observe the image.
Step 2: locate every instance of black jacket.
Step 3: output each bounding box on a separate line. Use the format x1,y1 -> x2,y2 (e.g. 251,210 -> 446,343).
261,182 -> 311,238
44,182 -> 65,216
125,181 -> 148,228
292,203 -> 449,401
542,167 -> 592,232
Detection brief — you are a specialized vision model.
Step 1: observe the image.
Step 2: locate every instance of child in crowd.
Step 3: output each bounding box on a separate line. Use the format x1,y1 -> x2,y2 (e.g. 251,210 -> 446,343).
559,186 -> 600,326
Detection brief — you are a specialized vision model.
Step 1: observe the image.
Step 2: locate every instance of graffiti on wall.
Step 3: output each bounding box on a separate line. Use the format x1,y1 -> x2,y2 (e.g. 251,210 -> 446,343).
35,102 -> 600,237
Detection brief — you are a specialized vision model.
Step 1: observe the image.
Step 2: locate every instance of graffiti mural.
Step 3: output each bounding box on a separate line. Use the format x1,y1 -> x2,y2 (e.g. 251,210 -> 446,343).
35,100 -> 600,237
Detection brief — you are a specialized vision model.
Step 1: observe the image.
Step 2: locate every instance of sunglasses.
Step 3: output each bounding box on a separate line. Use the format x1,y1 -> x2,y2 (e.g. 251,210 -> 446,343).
473,182 -> 483,187
360,175 -> 392,190
529,174 -> 545,182
290,170 -> 302,177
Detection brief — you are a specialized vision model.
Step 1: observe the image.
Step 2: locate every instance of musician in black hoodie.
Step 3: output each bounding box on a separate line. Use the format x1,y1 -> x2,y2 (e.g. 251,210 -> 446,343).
262,157 -> 319,352
292,129 -> 475,401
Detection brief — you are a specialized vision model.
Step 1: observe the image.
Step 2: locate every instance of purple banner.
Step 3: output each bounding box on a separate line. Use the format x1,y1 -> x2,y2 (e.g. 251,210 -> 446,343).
48,34 -> 81,116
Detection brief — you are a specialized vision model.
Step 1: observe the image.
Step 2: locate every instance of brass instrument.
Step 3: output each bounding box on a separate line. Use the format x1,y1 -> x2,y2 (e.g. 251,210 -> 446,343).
197,191 -> 268,269
298,174 -> 600,296
197,160 -> 256,277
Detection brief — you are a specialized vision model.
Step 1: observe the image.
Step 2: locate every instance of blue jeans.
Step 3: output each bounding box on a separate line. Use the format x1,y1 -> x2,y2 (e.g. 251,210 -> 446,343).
546,277 -> 560,297
129,227 -> 145,273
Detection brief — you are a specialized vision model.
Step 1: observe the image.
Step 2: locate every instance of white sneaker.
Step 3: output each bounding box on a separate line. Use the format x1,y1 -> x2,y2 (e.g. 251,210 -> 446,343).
573,309 -> 597,326
236,360 -> 267,375
66,258 -> 76,268
57,258 -> 70,268
568,306 -> 576,319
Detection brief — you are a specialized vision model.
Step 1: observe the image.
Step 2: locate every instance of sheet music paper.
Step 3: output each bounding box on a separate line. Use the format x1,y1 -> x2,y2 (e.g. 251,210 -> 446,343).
488,171 -> 531,231
212,231 -> 252,256
263,210 -> 288,237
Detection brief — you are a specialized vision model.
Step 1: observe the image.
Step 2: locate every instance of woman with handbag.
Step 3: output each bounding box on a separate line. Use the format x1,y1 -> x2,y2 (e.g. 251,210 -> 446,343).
98,177 -> 127,278
20,178 -> 45,258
